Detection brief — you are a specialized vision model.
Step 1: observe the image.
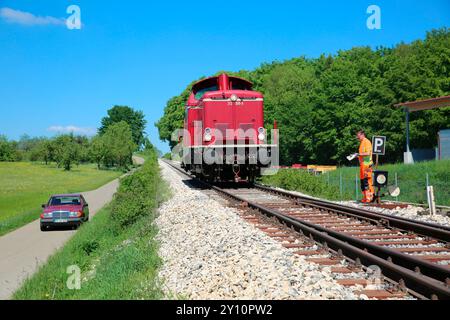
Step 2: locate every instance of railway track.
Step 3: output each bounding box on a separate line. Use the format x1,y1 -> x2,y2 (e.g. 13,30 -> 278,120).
384,200 -> 450,216
163,160 -> 450,300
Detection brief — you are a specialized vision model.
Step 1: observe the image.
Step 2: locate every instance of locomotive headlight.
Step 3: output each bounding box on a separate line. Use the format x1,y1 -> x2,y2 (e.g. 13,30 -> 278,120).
230,94 -> 238,102
258,127 -> 266,141
204,128 -> 212,142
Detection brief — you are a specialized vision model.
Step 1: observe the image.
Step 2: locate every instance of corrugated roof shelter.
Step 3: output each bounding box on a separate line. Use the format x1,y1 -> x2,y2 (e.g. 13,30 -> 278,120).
395,95 -> 450,164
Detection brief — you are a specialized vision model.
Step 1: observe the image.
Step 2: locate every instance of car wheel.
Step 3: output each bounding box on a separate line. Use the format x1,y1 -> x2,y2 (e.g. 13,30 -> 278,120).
40,224 -> 48,232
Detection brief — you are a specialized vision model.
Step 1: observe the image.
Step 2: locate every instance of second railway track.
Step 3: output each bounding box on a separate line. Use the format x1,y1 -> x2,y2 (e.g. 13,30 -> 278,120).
163,160 -> 450,300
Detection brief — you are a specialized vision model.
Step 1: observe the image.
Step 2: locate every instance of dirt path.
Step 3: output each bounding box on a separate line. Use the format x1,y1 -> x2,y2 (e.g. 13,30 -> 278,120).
0,156 -> 143,300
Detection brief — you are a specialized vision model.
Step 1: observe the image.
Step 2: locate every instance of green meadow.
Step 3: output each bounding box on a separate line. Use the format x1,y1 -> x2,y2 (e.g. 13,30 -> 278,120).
0,162 -> 121,236
14,150 -> 168,300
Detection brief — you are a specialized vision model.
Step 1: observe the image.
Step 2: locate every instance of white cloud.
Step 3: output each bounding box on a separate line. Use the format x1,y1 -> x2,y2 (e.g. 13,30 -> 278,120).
47,126 -> 96,136
0,7 -> 65,26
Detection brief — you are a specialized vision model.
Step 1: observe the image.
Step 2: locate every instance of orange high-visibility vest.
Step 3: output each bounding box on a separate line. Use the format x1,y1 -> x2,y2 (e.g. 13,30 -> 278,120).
358,138 -> 373,166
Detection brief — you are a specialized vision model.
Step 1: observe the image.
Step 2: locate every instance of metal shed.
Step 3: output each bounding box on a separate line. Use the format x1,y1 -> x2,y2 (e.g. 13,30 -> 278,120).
395,95 -> 450,164
438,129 -> 450,160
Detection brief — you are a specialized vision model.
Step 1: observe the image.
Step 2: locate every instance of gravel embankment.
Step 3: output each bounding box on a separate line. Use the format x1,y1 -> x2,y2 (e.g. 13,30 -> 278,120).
155,161 -> 360,300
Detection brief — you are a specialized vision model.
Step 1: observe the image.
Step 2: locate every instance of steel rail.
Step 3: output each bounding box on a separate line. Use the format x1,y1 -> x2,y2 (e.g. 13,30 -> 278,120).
213,186 -> 450,300
162,160 -> 450,300
388,200 -> 450,211
255,184 -> 450,240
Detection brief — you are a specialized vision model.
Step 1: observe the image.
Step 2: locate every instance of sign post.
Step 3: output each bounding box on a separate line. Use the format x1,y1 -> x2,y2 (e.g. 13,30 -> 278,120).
372,136 -> 387,203
372,136 -> 386,169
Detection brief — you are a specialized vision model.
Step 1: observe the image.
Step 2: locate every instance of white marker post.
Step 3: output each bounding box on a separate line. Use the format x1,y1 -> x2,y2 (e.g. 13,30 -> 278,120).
426,174 -> 436,215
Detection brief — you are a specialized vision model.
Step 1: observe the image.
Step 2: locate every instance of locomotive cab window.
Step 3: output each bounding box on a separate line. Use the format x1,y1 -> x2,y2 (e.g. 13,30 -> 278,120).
194,85 -> 218,100
230,78 -> 252,91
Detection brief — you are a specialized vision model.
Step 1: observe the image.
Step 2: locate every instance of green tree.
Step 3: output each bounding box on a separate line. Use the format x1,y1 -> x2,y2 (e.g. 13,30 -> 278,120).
74,135 -> 90,163
42,140 -> 56,165
261,58 -> 318,164
53,134 -> 81,171
89,135 -> 108,169
28,138 -> 52,163
155,91 -> 190,149
99,106 -> 147,149
0,135 -> 20,161
102,122 -> 136,169
156,27 -> 450,165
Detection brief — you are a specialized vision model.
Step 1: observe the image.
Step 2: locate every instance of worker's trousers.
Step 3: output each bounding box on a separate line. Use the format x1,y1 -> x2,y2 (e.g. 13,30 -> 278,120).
360,164 -> 374,199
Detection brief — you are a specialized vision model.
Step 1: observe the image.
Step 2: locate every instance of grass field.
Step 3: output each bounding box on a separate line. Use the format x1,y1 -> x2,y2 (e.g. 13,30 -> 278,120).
261,160 -> 450,206
14,151 -> 169,300
13,205 -> 163,300
0,162 -> 122,236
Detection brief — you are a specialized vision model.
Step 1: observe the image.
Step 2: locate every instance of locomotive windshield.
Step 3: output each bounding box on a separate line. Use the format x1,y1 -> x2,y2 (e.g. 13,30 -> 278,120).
191,75 -> 253,100
231,78 -> 252,90
194,85 -> 218,100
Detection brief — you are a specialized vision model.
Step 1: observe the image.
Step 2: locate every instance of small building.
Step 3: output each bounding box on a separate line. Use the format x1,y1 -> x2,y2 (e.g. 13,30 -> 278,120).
395,95 -> 450,164
307,165 -> 337,174
438,129 -> 450,160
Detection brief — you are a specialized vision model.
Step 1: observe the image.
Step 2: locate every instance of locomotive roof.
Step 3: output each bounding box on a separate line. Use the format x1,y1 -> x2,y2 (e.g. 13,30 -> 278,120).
192,75 -> 253,91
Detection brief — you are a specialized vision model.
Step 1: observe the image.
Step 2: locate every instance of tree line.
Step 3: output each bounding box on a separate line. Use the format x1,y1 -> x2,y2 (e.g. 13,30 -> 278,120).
0,106 -> 150,171
156,28 -> 450,165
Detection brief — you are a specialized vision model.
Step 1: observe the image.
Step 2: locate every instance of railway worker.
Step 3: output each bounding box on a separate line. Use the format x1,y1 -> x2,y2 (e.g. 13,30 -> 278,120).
356,130 -> 374,203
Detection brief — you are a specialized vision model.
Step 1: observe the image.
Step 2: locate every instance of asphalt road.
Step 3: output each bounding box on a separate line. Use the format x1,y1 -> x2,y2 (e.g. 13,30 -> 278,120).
0,156 -> 144,300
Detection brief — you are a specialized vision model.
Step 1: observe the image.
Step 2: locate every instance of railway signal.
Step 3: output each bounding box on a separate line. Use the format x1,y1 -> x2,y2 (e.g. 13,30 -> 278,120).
372,136 -> 386,156
374,171 -> 388,188
370,136 -> 401,203
348,135 -> 400,204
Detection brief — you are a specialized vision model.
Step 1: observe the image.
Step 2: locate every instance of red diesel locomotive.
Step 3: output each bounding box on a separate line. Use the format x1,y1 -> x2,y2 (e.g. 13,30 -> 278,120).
181,73 -> 276,182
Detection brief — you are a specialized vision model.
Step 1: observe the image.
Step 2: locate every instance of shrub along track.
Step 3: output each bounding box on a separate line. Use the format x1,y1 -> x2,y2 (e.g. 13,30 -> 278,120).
164,160 -> 450,300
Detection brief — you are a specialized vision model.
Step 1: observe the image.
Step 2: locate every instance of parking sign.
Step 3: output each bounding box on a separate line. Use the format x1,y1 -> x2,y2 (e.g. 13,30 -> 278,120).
372,136 -> 386,155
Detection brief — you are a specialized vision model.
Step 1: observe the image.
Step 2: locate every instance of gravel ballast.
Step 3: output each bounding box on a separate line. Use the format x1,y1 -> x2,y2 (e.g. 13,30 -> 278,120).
155,161 -> 360,300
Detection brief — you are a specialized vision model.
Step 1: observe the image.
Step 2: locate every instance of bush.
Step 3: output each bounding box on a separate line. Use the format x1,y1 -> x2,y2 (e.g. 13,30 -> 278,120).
110,150 -> 165,229
81,239 -> 100,256
260,169 -> 344,200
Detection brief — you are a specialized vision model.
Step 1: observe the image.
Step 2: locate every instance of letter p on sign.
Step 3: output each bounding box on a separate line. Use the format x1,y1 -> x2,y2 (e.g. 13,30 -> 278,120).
372,136 -> 386,155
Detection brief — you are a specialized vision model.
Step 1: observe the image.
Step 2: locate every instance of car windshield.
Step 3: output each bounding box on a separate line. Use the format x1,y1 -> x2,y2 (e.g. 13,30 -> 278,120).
49,196 -> 81,206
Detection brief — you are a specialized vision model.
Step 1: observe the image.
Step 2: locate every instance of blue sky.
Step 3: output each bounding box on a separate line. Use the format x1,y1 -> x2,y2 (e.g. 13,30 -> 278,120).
0,0 -> 449,153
